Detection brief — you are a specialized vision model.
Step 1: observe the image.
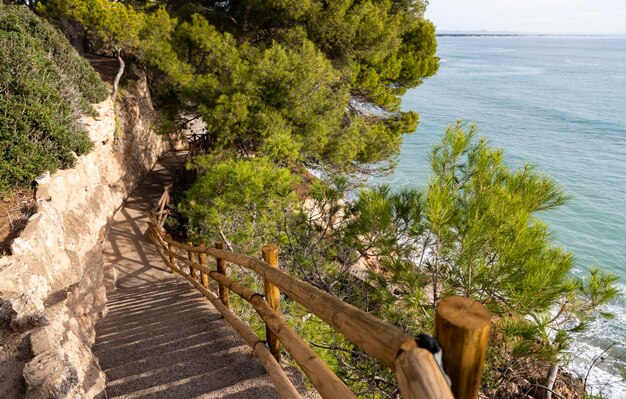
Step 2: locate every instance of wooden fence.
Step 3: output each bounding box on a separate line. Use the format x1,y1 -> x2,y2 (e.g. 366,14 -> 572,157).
147,186 -> 491,399
187,132 -> 210,157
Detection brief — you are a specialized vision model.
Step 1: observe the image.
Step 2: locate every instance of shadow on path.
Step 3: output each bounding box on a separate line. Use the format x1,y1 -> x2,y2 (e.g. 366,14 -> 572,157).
94,151 -> 279,398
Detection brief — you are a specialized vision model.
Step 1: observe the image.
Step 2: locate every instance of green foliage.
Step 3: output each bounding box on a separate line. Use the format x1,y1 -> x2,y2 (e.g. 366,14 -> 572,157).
340,122 -> 577,319
199,0 -> 440,107
347,123 -> 621,394
41,1 -> 438,171
59,1 -> 432,172
426,122 -> 574,313
309,2 -> 439,110
178,156 -> 299,253
579,267 -> 620,311
42,0 -> 150,98
41,0 -> 145,54
278,123 -> 620,395
0,4 -> 107,195
170,115 -> 621,395
47,0 -> 618,393
1,3 -> 108,106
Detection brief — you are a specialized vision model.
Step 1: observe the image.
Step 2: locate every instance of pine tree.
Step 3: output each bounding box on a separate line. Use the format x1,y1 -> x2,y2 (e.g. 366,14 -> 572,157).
345,122 -> 620,395
41,0 -> 145,98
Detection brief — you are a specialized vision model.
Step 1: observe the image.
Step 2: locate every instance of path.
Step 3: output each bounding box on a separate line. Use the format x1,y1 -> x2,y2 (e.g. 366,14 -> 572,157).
93,151 -> 282,398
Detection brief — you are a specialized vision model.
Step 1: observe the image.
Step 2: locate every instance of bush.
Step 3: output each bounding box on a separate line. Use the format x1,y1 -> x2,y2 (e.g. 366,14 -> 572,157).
176,155 -> 299,254
0,4 -> 108,195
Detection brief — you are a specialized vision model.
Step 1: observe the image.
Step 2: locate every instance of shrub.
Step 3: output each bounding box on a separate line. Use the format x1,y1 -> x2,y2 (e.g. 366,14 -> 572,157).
176,155 -> 299,254
0,4 -> 108,195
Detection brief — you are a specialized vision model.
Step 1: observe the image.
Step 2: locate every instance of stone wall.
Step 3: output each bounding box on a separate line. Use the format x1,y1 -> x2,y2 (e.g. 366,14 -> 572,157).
0,73 -> 170,399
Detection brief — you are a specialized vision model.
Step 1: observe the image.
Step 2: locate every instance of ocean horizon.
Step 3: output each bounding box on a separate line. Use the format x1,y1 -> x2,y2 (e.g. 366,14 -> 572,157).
375,35 -> 626,398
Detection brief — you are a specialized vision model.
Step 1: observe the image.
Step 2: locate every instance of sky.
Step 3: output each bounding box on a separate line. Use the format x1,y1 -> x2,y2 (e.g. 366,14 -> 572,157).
426,0 -> 626,35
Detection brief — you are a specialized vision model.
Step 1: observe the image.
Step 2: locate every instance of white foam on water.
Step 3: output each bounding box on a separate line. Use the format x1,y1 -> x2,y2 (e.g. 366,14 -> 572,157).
568,341 -> 626,398
383,35 -> 626,397
479,66 -> 545,76
568,282 -> 626,398
487,47 -> 516,53
564,58 -> 600,66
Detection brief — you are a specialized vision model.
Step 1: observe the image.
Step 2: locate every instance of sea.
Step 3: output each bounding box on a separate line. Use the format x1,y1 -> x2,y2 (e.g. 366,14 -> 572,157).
375,35 -> 626,397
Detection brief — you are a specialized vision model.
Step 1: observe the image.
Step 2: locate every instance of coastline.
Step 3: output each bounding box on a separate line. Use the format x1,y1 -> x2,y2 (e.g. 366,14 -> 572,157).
376,35 -> 626,398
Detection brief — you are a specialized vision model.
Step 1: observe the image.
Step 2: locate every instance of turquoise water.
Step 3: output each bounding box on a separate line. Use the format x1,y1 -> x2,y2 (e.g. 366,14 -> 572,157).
378,36 -> 626,396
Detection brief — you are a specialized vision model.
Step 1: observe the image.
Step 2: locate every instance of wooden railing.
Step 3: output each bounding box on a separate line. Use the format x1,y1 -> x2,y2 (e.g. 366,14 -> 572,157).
146,186 -> 491,399
153,183 -> 172,228
187,132 -> 210,157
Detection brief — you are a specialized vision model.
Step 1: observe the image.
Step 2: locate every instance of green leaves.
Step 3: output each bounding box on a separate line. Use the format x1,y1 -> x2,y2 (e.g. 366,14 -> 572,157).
179,156 -> 299,253
579,267 -> 620,311
342,123 -> 620,387
172,117 -> 621,396
67,0 -> 435,172
45,0 -> 145,52
425,123 -> 575,312
357,123 -> 621,392
39,0 -> 439,172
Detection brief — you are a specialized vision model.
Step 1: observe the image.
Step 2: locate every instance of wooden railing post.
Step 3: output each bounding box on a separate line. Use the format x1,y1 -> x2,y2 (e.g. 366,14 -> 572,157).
215,241 -> 230,309
167,235 -> 175,274
198,243 -> 209,289
262,244 -> 281,362
146,216 -> 486,399
435,296 -> 491,399
187,241 -> 197,280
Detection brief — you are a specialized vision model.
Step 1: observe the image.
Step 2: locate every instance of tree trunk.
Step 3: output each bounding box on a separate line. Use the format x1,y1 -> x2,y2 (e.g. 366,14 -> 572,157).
112,48 -> 125,100
543,363 -> 559,399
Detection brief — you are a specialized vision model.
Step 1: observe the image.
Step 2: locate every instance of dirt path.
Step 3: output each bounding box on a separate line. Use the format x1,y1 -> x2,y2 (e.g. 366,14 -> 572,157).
93,151 -> 283,398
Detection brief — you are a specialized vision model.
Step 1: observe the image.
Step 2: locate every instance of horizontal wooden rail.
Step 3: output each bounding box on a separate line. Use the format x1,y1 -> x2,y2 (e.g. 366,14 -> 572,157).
160,235 -> 419,370
157,241 -> 356,398
395,347 -> 455,399
148,217 -> 454,398
150,239 -> 301,399
210,269 -> 355,398
147,185 -> 490,399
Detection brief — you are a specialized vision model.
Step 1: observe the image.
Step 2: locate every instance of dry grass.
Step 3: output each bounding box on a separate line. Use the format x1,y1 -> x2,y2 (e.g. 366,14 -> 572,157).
0,188 -> 36,256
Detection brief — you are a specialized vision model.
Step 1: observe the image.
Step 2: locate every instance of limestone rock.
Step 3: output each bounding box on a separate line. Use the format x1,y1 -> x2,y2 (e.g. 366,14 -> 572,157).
1,72 -> 171,398
23,350 -> 65,391
7,292 -> 46,331
29,327 -> 57,356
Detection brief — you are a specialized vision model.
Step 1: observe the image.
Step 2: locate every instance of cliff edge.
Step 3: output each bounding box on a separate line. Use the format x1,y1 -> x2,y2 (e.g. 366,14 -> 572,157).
0,75 -> 169,399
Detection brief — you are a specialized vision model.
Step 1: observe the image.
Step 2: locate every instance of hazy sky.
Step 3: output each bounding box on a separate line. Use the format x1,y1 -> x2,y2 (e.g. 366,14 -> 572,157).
426,0 -> 626,34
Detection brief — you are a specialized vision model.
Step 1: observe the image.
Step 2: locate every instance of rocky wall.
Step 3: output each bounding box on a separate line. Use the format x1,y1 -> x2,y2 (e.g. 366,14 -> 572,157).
0,73 -> 170,399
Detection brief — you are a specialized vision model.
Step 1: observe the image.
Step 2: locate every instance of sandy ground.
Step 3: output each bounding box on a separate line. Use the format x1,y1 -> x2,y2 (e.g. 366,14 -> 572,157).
0,328 -> 30,399
93,151 -> 306,398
